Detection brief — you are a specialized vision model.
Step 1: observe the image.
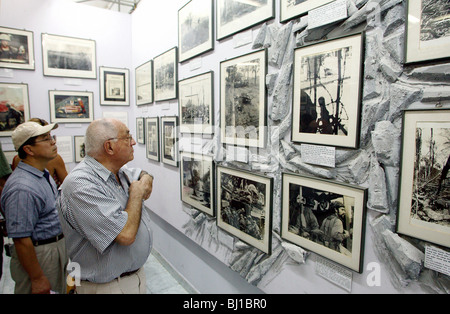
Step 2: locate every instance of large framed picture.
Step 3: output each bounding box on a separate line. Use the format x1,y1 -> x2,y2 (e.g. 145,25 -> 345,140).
135,60 -> 153,105
220,49 -> 267,148
0,82 -> 30,136
216,0 -> 275,40
396,109 -> 450,248
179,71 -> 214,135
281,173 -> 367,272
291,32 -> 364,149
99,66 -> 129,106
42,33 -> 96,79
178,0 -> 214,63
405,0 -> 450,64
0,26 -> 35,70
136,117 -> 145,144
217,166 -> 273,254
280,0 -> 334,23
161,116 -> 179,167
180,152 -> 215,216
154,47 -> 178,102
49,90 -> 94,123
145,117 -> 160,162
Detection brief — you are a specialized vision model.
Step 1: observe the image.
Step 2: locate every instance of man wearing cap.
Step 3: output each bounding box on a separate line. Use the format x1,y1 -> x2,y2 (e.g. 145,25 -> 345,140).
1,121 -> 68,294
0,33 -> 18,60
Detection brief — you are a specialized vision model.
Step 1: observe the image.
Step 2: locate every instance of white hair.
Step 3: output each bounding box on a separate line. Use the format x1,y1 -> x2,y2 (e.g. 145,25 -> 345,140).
85,118 -> 119,157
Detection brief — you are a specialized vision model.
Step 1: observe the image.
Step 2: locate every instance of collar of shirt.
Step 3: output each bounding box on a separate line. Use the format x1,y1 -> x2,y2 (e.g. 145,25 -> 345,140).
17,161 -> 57,194
83,155 -> 131,189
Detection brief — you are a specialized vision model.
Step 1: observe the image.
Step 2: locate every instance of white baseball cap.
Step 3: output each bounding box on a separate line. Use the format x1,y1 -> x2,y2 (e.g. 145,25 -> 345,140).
12,121 -> 58,151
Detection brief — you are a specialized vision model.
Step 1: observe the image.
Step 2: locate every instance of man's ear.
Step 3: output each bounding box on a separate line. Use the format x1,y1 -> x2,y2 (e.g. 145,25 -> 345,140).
22,145 -> 34,157
104,140 -> 115,156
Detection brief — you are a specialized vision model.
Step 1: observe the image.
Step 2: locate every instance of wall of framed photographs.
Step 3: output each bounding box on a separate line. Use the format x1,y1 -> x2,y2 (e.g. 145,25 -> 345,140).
1,0 -> 449,294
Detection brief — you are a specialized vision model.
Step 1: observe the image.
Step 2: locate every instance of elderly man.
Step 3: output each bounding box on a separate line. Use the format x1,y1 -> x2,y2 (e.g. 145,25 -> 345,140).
57,118 -> 153,294
1,121 -> 67,294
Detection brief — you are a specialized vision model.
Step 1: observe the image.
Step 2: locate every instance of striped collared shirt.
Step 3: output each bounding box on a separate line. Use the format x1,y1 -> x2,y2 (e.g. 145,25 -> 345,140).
56,156 -> 152,283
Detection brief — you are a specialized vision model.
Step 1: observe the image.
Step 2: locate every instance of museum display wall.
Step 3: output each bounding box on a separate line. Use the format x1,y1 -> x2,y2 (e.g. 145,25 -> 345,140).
1,0 -> 449,294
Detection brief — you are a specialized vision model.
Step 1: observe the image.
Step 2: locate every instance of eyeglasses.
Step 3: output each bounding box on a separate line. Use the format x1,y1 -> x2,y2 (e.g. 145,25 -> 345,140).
34,135 -> 56,144
107,135 -> 134,145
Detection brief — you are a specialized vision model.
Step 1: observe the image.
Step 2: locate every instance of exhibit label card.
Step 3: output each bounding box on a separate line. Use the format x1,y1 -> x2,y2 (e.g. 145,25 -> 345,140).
425,245 -> 450,277
315,255 -> 352,292
301,144 -> 335,168
308,0 -> 348,29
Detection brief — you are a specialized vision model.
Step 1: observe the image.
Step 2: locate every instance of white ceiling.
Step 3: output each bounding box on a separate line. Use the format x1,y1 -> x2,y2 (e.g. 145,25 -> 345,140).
69,0 -> 141,14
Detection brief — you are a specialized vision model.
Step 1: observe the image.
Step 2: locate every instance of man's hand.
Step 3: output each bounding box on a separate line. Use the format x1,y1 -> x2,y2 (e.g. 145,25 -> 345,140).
139,174 -> 153,200
31,275 -> 52,294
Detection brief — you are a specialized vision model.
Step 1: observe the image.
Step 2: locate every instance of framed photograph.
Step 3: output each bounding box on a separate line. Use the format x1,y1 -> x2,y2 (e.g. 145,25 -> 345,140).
0,26 -> 35,70
281,173 -> 367,272
405,0 -> 450,64
161,116 -> 179,167
180,151 -> 215,216
220,49 -> 267,148
217,166 -> 273,254
216,0 -> 275,40
0,82 -> 30,136
154,47 -> 178,102
136,117 -> 145,144
74,135 -> 86,163
99,66 -> 129,106
42,33 -> 96,79
179,71 -> 214,134
135,60 -> 153,105
397,109 -> 450,248
49,90 -> 94,123
291,32 -> 364,149
178,0 -> 214,63
280,0 -> 334,23
145,117 -> 160,162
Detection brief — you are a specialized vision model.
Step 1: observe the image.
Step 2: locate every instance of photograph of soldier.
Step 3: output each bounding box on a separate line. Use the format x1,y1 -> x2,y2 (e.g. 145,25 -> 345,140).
220,172 -> 266,241
0,32 -> 29,64
287,183 -> 354,256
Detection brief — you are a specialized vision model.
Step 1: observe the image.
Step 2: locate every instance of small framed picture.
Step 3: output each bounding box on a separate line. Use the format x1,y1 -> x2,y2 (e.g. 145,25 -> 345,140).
180,151 -> 215,216
145,117 -> 160,162
179,71 -> 214,135
0,26 -> 35,70
154,47 -> 178,102
405,0 -> 450,64
42,33 -> 97,79
135,60 -> 153,105
49,90 -> 94,123
217,166 -> 273,254
396,109 -> 450,248
136,117 -> 145,144
74,135 -> 86,163
161,116 -> 179,167
0,82 -> 30,136
220,49 -> 267,148
291,33 -> 364,148
281,173 -> 367,272
178,0 -> 214,62
216,0 -> 275,40
99,66 -> 129,106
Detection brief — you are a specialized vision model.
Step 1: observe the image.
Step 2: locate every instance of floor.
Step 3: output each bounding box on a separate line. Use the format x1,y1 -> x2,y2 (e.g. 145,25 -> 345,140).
0,244 -> 197,294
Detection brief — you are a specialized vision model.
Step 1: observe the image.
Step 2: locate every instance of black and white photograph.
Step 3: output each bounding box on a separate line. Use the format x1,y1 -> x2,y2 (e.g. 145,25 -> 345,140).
135,60 -> 153,105
136,117 -> 145,144
280,0 -> 334,22
100,66 -> 129,106
180,152 -> 214,216
220,49 -> 267,148
74,135 -> 85,163
0,82 -> 30,136
397,109 -> 450,248
217,166 -> 273,254
42,33 -> 97,79
49,90 -> 94,123
292,33 -> 364,148
281,173 -> 367,272
145,117 -> 160,162
0,26 -> 35,70
154,47 -> 178,102
217,0 -> 274,40
405,0 -> 450,64
179,71 -> 214,134
161,116 -> 179,167
178,0 -> 214,62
